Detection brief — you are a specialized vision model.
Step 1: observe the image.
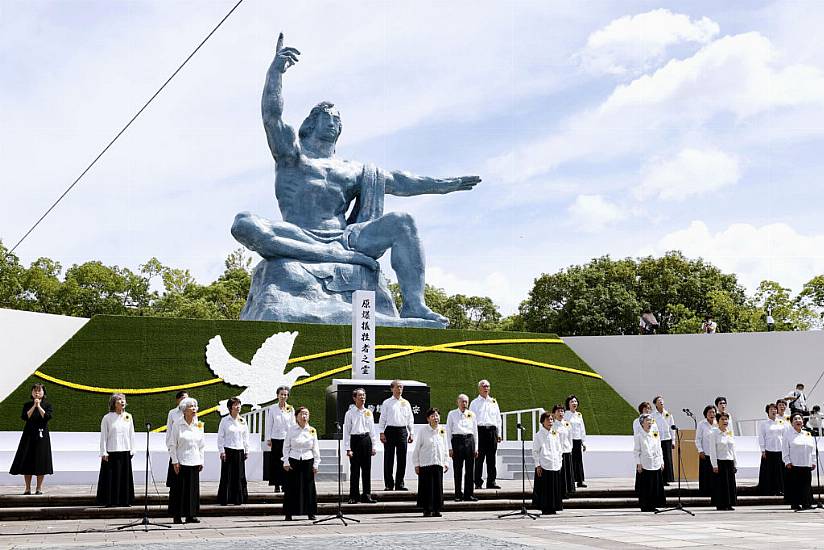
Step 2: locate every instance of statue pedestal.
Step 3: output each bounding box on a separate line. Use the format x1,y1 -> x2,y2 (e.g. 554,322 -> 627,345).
240,258 -> 445,328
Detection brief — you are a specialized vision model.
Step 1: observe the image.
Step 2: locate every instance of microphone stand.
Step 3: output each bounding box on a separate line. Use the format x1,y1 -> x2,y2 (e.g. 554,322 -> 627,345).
499,423 -> 539,520
314,421 -> 359,526
655,424 -> 694,516
118,422 -> 171,531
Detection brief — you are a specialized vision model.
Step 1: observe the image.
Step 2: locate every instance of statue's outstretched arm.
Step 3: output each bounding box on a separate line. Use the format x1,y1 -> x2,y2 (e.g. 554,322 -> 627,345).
384,170 -> 481,197
262,33 -> 301,164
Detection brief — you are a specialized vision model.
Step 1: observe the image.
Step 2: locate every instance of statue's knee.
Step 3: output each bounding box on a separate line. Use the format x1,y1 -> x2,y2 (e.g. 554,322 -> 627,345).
231,211 -> 253,239
387,212 -> 417,235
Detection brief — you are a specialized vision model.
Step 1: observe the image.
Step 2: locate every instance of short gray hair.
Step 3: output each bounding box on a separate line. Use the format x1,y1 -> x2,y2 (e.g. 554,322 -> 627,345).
108,393 -> 126,412
478,379 -> 490,389
457,393 -> 469,402
178,397 -> 198,412
639,414 -> 652,426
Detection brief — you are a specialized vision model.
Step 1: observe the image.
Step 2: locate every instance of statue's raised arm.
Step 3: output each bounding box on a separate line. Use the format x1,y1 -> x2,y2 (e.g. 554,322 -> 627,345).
261,33 -> 301,164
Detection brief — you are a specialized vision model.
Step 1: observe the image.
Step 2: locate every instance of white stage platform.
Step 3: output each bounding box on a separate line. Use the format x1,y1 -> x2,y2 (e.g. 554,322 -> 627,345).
0,431 -> 778,485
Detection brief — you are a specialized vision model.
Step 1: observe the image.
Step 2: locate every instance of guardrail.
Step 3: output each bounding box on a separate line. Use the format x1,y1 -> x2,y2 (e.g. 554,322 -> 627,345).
240,407 -> 267,440
500,407 -> 545,441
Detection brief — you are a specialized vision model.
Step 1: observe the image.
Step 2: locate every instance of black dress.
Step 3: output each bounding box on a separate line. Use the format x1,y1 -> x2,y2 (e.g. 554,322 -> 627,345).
532,468 -> 564,514
9,401 -> 54,476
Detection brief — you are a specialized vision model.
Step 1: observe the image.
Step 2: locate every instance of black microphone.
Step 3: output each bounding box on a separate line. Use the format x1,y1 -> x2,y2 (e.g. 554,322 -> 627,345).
516,422 -> 524,431
671,425 -> 678,431
145,422 -> 152,430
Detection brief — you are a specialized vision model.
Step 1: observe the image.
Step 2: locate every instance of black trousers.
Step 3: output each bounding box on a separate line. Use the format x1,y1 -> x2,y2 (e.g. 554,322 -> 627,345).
451,434 -> 475,498
786,466 -> 814,508
474,426 -> 498,487
349,433 -> 373,499
562,452 -> 575,495
284,457 -> 317,517
757,451 -> 785,495
383,426 -> 408,489
712,459 -> 737,509
268,439 -> 285,488
217,448 -> 248,505
571,439 -> 585,483
417,464 -> 444,513
637,468 -> 666,512
661,440 -> 675,483
698,455 -> 713,496
168,464 -> 200,519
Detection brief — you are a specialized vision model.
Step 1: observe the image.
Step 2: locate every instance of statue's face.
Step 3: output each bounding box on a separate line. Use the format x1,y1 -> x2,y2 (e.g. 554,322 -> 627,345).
312,108 -> 342,143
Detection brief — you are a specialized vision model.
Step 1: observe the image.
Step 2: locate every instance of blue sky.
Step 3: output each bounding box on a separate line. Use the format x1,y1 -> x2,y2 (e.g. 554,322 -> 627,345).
2,1 -> 824,314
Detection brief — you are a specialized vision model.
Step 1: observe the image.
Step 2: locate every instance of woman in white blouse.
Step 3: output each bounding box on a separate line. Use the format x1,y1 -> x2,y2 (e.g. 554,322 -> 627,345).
709,412 -> 737,510
633,414 -> 665,512
413,408 -> 449,517
532,409 -> 563,515
757,403 -> 787,496
96,393 -> 135,507
168,397 -> 205,524
282,406 -> 320,520
553,405 -> 574,496
783,413 -> 816,510
217,397 -> 249,505
265,386 -> 294,493
563,395 -> 587,488
695,405 -> 717,496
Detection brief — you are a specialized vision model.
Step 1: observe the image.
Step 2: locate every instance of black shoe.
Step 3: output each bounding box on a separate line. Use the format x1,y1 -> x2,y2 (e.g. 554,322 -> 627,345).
487,484 -> 502,490
361,495 -> 377,503
454,497 -> 463,502
173,517 -> 183,524
274,485 -> 281,493
576,482 -> 587,488
384,486 -> 395,491
395,485 -> 408,491
475,483 -> 483,490
423,511 -> 431,517
285,515 -> 293,521
186,517 -> 200,524
348,498 -> 358,504
308,515 -> 316,520
432,511 -> 442,517
546,510 -> 557,514
466,496 -> 478,502
791,505 -> 801,511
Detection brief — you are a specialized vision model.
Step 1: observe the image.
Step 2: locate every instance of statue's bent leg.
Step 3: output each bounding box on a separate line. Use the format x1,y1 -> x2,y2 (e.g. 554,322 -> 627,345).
231,212 -> 336,262
350,212 -> 447,324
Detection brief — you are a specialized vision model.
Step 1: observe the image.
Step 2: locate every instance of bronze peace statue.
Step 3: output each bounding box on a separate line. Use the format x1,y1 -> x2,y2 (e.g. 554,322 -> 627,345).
232,34 -> 481,328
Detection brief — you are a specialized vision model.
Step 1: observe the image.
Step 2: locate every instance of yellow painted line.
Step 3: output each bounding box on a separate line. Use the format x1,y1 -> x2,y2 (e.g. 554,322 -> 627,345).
33,370 -> 224,394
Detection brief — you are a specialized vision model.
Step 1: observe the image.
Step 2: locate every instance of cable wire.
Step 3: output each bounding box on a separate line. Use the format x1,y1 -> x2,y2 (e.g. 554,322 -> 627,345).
6,0 -> 245,257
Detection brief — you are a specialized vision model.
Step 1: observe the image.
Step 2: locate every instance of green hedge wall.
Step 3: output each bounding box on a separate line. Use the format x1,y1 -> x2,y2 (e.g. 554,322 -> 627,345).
0,315 -> 636,436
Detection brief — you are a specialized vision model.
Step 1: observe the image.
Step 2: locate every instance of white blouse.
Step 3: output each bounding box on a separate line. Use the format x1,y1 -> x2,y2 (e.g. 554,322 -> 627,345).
217,414 -> 250,453
695,419 -> 718,454
100,411 -> 135,456
446,408 -> 479,451
652,409 -> 674,441
413,424 -> 449,468
634,430 -> 664,471
758,418 -> 787,452
709,429 -> 736,468
783,429 -> 816,467
282,423 -> 320,468
343,405 -> 379,451
553,419 -> 573,453
563,410 -> 587,441
532,426 -> 563,471
165,407 -> 183,449
169,417 -> 206,467
265,403 -> 296,440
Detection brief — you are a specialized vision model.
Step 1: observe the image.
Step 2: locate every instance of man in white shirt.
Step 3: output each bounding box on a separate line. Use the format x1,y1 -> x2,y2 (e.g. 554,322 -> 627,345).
470,379 -> 502,490
651,396 -> 676,485
378,380 -> 414,491
785,383 -> 809,418
165,390 -> 188,488
343,388 -> 378,503
447,394 -> 479,501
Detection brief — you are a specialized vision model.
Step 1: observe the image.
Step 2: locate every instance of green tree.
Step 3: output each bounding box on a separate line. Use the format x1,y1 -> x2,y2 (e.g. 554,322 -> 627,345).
798,275 -> 824,329
389,283 -> 502,329
752,280 -> 814,332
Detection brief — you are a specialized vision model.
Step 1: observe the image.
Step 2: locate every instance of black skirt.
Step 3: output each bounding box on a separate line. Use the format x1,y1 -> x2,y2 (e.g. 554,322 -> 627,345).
786,466 -> 813,508
562,452 -> 575,495
661,440 -> 675,483
165,458 -> 176,488
571,439 -> 585,483
96,451 -> 135,506
757,451 -> 785,496
698,455 -> 713,496
9,430 -> 53,476
637,468 -> 666,512
284,458 -> 317,517
416,464 -> 444,513
168,464 -> 200,519
217,448 -> 248,505
712,459 -> 737,509
268,439 -> 286,487
532,467 -> 564,514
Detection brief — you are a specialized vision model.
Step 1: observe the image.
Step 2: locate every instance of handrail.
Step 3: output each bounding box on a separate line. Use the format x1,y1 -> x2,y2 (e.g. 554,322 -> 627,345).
240,406 -> 268,440
500,407 -> 545,441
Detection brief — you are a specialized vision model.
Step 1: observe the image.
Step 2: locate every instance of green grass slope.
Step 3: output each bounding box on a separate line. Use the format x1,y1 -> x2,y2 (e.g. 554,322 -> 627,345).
0,315 -> 636,436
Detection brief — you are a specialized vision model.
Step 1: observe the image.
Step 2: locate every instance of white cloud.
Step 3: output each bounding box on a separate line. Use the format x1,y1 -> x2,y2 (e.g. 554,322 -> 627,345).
645,221 -> 824,293
637,148 -> 740,201
579,9 -> 719,76
568,194 -> 626,232
425,266 -> 516,315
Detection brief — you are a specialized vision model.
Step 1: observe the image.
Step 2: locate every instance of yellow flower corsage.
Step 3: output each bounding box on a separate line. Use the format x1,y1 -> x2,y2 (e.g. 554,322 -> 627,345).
309,427 -> 317,437
466,411 -> 474,418
664,412 -> 670,418
725,430 -> 733,436
239,417 -> 246,424
576,411 -> 582,417
491,398 -> 497,404
564,421 -> 570,428
399,399 -> 408,406
438,427 -> 446,436
653,432 -> 659,438
364,410 -> 372,417
285,405 -> 293,412
551,430 -> 558,437
197,422 -> 204,430
123,413 -> 131,422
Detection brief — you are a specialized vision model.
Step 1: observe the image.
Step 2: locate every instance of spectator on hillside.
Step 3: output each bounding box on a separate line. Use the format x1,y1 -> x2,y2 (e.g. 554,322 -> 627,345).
701,315 -> 718,334
785,384 -> 809,418
639,309 -> 659,335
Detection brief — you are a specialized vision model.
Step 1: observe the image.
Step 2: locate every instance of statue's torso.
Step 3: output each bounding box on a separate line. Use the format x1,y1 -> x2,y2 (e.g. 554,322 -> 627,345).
275,155 -> 362,231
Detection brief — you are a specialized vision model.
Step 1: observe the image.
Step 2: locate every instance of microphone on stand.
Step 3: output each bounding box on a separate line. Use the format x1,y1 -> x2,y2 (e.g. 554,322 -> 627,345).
515,422 -> 525,431
145,422 -> 153,430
